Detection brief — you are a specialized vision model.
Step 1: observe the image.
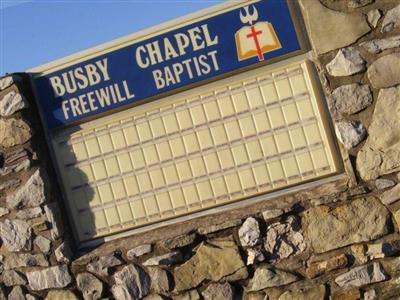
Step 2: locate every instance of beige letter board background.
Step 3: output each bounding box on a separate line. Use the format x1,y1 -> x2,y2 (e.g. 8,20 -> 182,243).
52,56 -> 341,242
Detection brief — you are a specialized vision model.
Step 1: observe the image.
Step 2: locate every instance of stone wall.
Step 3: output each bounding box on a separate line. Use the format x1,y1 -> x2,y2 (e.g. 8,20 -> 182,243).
1,0 -> 400,299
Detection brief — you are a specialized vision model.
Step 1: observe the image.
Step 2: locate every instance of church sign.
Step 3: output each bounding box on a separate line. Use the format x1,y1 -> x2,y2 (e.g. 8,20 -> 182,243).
29,0 -> 342,245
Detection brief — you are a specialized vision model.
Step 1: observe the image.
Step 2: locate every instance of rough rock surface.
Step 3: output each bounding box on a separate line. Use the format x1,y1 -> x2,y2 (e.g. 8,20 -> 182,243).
246,249 -> 265,266
375,179 -> 396,190
379,184 -> 400,205
148,267 -> 170,294
198,219 -> 241,235
360,36 -> 400,54
278,285 -> 326,300
127,244 -> 152,259
0,118 -> 31,148
0,76 -> 14,90
8,286 -> 25,300
330,84 -> 372,119
0,219 -> 32,252
163,234 -> 196,250
381,4 -> 400,33
239,217 -> 261,247
7,170 -> 46,209
306,254 -> 348,278
335,120 -> 367,149
335,262 -> 388,288
4,253 -> 49,269
368,53 -> 400,89
299,0 -> 370,55
201,283 -> 234,300
0,91 -> 28,117
367,9 -> 381,28
264,216 -> 305,261
26,265 -> 72,291
55,242 -> 72,263
34,235 -> 51,254
16,207 -> 43,220
45,290 -> 79,300
174,238 -> 246,291
143,251 -> 182,266
87,254 -> 123,277
0,207 -> 9,217
111,264 -> 150,300
303,197 -> 390,253
3,269 -> 27,286
262,209 -> 284,221
76,272 -> 103,300
326,47 -> 366,77
246,266 -> 299,292
357,87 -> 400,180
173,290 -> 200,300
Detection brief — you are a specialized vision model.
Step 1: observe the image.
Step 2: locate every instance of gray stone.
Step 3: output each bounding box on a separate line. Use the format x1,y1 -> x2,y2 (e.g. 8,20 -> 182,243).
375,178 -> 396,190
2,270 -> 27,286
127,244 -> 152,260
368,53 -> 400,89
0,91 -> 28,117
163,233 -> 196,250
55,242 -> 72,263
8,286 -> 25,300
0,118 -> 31,148
360,36 -> 400,54
335,262 -> 388,288
0,179 -> 20,192
16,207 -> 43,220
335,120 -> 367,150
246,249 -> 265,266
7,170 -> 46,209
262,209 -> 284,221
34,235 -> 51,254
348,0 -> 374,9
379,184 -> 400,205
198,219 -> 241,235
299,0 -> 370,55
45,290 -> 79,300
4,253 -> 48,269
112,264 -> 150,300
246,266 -> 299,292
43,203 -> 62,240
201,282 -> 234,300
367,9 -> 381,28
87,254 -> 123,277
330,84 -> 372,119
76,272 -> 103,300
264,216 -> 305,261
26,265 -> 71,291
0,219 -> 31,252
357,87 -> 400,180
278,285 -> 326,300
381,4 -> 400,33
0,208 -> 9,217
173,290 -> 200,300
148,267 -> 170,294
239,217 -> 261,247
174,238 -> 246,291
0,76 -> 14,91
326,47 -> 366,77
303,197 -> 390,253
143,251 -> 182,267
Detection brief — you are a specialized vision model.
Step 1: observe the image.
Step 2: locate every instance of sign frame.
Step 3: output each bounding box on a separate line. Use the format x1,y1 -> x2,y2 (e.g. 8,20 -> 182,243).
27,0 -> 346,249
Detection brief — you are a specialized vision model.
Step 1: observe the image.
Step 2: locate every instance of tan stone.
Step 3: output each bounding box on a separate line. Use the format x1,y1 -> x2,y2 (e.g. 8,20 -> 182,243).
306,254 -> 348,278
45,290 -> 79,300
173,237 -> 245,291
367,53 -> 400,89
302,197 -> 390,253
278,285 -> 326,300
299,0 -> 370,55
357,87 -> 400,180
0,118 -> 31,148
332,289 -> 361,300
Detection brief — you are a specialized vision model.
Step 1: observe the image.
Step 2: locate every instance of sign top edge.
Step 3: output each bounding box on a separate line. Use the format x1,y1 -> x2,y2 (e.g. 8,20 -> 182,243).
27,0 -> 255,76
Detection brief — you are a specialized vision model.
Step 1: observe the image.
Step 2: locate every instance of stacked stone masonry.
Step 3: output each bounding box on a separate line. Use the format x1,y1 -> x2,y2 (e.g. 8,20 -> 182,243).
1,0 -> 400,299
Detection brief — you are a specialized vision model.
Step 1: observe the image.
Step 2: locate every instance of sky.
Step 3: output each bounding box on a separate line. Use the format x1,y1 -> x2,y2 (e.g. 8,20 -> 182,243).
0,0 -> 226,75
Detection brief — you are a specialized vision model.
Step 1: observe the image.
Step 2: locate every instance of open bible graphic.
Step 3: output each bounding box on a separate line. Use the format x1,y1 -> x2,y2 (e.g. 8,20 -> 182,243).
235,5 -> 282,61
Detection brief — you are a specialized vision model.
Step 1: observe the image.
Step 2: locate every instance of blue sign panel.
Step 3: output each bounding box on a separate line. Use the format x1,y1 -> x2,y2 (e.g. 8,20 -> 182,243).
32,0 -> 302,130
